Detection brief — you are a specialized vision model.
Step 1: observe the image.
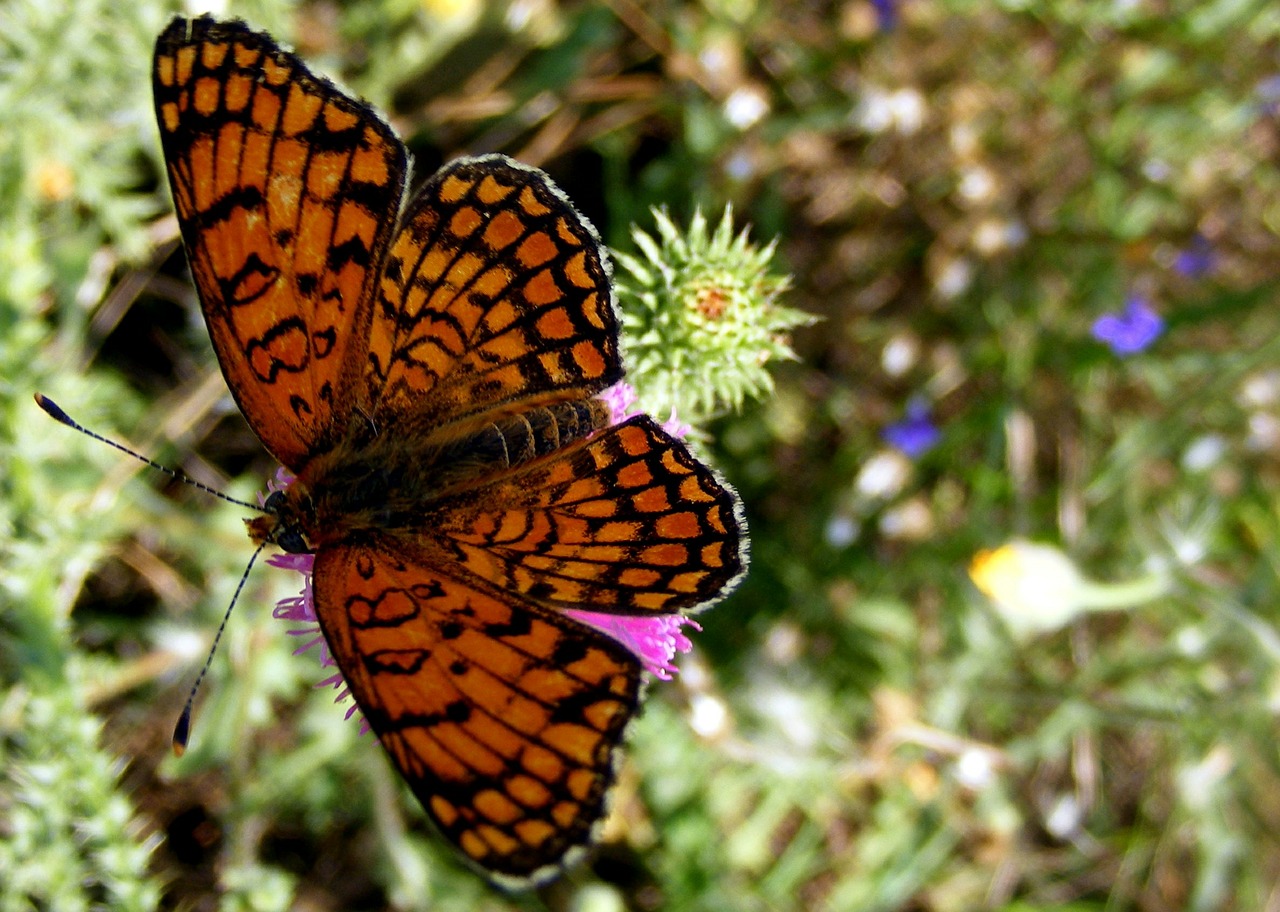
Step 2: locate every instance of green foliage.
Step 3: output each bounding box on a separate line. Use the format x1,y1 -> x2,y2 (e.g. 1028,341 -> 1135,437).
7,0 -> 1280,910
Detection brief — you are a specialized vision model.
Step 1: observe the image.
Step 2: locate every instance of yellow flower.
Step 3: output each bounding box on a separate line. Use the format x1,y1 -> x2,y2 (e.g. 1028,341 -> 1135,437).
969,541 -> 1169,640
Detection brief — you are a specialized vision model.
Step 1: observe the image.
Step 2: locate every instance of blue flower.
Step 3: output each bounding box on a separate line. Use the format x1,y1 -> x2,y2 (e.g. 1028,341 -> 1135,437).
1173,234 -> 1215,278
883,398 -> 940,457
870,0 -> 898,30
1091,296 -> 1164,356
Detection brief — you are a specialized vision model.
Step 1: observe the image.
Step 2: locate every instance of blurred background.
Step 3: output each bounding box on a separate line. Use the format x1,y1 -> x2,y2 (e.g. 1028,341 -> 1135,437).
4,1 -> 1280,910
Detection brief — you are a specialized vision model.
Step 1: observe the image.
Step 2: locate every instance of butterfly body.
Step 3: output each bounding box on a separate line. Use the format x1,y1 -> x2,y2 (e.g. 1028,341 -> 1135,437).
154,15 -> 746,886
250,398 -> 612,552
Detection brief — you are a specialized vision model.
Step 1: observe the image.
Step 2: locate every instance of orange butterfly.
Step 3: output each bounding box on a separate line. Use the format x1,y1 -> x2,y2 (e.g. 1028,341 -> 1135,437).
152,16 -> 746,886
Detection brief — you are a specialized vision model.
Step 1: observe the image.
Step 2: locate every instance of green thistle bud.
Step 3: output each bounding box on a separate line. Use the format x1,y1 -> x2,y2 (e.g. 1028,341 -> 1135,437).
613,206 -> 813,424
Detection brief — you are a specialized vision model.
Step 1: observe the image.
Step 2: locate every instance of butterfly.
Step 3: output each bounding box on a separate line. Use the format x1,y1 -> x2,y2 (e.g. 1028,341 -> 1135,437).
151,16 -> 747,886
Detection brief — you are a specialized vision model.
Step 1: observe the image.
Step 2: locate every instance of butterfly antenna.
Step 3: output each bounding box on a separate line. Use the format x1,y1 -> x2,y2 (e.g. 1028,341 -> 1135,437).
35,392 -> 264,513
173,542 -> 265,756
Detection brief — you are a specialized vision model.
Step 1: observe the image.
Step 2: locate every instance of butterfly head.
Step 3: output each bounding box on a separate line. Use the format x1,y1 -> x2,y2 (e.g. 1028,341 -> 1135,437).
247,487 -> 315,555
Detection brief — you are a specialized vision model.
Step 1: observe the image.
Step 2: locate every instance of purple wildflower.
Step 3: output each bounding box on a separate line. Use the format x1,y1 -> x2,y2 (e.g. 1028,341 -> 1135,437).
1091,295 -> 1164,356
882,398 -> 940,457
1256,75 -> 1280,116
1173,234 -> 1215,278
870,0 -> 898,30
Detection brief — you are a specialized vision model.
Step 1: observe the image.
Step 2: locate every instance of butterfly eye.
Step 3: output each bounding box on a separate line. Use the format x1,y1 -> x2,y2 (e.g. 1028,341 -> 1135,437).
273,527 -> 311,555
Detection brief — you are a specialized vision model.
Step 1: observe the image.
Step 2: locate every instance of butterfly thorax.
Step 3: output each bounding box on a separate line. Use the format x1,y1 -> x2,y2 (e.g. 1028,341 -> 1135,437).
246,398 -> 610,553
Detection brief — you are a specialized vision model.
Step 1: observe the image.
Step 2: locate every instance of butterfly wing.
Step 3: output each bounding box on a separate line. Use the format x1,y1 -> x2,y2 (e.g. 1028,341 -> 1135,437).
311,537 -> 641,886
154,17 -> 407,468
425,415 -> 748,615
364,155 -> 623,437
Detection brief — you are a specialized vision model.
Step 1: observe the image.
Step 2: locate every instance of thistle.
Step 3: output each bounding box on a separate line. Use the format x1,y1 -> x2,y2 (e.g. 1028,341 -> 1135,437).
613,206 -> 813,424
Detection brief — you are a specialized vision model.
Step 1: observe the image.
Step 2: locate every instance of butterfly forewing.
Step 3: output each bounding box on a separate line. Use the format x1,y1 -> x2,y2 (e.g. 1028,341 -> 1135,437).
311,539 -> 641,885
366,156 -> 623,438
154,17 -> 407,468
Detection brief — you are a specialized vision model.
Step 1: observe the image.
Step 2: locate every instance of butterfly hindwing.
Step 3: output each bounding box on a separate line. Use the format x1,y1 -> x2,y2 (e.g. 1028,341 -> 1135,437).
154,17 -> 407,468
311,538 -> 642,885
424,416 -> 748,615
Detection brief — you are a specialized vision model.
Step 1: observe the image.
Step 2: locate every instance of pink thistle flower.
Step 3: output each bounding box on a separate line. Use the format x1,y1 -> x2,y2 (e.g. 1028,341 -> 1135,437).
563,610 -> 702,680
265,549 -> 368,732
600,381 -> 691,440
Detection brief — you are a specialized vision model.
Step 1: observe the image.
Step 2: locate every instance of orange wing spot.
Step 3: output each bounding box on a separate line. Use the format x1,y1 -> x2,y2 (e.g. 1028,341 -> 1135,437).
224,71 -> 254,112
701,542 -> 728,567
231,40 -> 260,69
249,87 -> 282,129
516,231 -> 559,269
520,667 -> 582,704
570,340 -> 606,378
473,265 -> 514,298
174,44 -> 198,82
417,246 -> 451,283
479,299 -> 519,334
477,173 -> 517,205
618,567 -> 662,588
635,591 -> 676,610
350,139 -> 390,184
563,478 -> 607,504
159,101 -> 180,132
617,461 -> 654,487
550,801 -> 580,829
583,293 -> 607,328
631,487 -> 672,513
563,251 -> 596,289
450,205 -> 483,239
260,55 -> 291,87
155,53 -> 176,88
281,82 -> 322,135
565,768 -> 598,802
439,172 -> 474,203
475,824 -> 522,856
544,724 -> 601,766
192,75 -> 222,116
199,38 -> 231,70
518,185 -> 552,217
641,543 -> 690,566
656,512 -> 701,539
430,795 -> 460,827
323,100 -> 360,132
596,520 -> 640,541
447,251 -> 486,286
523,269 -> 563,306
483,209 -> 525,249
519,743 -> 566,784
555,218 -> 581,244
661,449 -> 691,475
679,476 -> 714,502
670,570 -> 708,593
535,307 -> 575,340
509,774 -> 554,808
615,425 -> 650,457
474,789 -> 523,825
514,819 -> 557,849
458,830 -> 488,862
